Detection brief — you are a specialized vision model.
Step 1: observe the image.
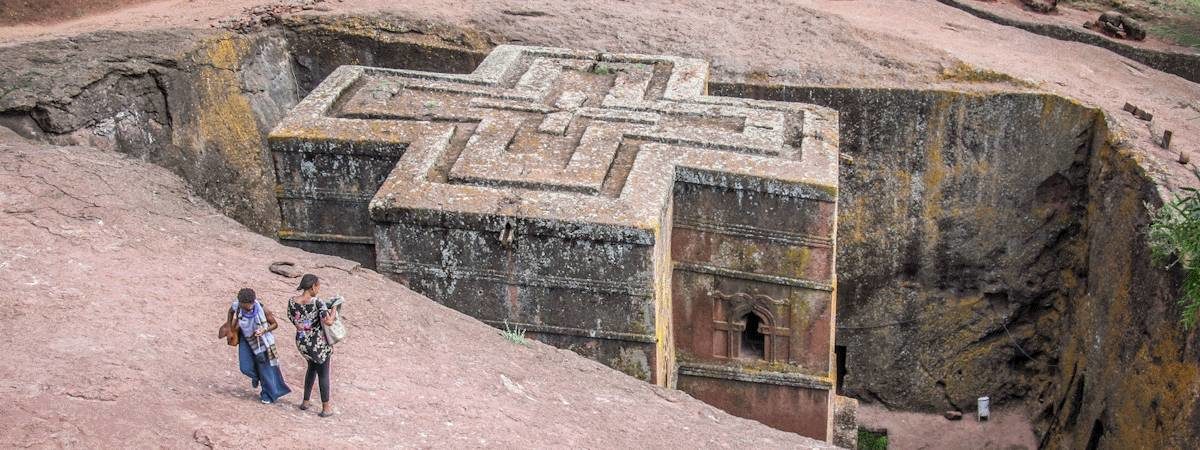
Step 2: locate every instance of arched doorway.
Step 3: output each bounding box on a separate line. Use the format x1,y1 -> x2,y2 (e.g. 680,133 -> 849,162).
740,313 -> 766,360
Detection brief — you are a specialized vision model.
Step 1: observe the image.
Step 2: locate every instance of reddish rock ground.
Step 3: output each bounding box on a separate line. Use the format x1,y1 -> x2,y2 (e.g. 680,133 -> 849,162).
0,131 -> 832,448
857,403 -> 1037,450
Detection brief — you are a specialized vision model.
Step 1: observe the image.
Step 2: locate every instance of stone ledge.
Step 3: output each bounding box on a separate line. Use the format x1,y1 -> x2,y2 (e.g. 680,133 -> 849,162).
678,362 -> 834,389
674,216 -> 833,249
673,261 -> 834,292
378,259 -> 655,296
276,187 -> 375,203
481,320 -> 657,344
278,230 -> 374,244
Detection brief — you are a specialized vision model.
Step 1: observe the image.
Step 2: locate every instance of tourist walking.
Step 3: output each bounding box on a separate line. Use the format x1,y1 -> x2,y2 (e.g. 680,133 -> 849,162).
226,288 -> 291,404
288,274 -> 338,417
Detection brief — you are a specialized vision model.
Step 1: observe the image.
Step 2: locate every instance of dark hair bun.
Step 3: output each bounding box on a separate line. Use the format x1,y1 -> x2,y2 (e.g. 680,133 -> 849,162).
297,274 -> 319,291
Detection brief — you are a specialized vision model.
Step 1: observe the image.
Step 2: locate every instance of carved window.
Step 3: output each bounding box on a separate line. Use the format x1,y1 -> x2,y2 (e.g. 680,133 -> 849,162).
739,313 -> 767,360
712,290 -> 791,363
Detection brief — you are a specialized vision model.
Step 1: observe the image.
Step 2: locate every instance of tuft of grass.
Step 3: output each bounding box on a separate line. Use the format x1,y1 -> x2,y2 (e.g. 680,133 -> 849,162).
499,320 -> 529,345
591,64 -> 614,75
858,429 -> 889,450
939,62 -> 1039,88
1148,187 -> 1200,328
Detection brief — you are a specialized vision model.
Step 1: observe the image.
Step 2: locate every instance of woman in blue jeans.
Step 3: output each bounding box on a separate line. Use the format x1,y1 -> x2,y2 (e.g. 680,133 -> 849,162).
227,288 -> 291,404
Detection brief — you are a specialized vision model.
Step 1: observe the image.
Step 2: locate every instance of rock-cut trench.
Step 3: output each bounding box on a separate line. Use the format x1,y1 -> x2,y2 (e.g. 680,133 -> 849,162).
0,16 -> 1193,449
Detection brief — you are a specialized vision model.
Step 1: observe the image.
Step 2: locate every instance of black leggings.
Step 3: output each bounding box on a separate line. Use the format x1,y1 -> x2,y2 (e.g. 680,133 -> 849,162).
303,357 -> 331,403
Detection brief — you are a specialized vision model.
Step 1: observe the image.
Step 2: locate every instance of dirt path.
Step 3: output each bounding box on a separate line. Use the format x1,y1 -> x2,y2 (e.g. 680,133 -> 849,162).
0,132 -> 832,448
857,403 -> 1037,450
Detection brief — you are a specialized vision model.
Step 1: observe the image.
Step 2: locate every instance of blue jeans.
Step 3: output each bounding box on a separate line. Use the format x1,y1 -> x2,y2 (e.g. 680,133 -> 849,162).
237,337 -> 259,385
238,338 -> 291,402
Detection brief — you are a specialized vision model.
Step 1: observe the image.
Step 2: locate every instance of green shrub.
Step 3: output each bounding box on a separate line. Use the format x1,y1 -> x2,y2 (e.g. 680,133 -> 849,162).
1148,187 -> 1200,328
858,429 -> 888,450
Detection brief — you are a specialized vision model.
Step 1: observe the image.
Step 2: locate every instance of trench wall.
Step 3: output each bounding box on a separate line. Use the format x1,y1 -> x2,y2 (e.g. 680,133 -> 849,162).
0,29 -> 298,234
713,84 -> 1093,412
713,82 -> 1200,448
1038,126 -> 1200,449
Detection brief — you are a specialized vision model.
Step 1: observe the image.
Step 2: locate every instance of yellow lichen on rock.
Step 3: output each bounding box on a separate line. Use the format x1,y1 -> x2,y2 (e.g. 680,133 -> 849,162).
939,61 -> 1039,89
784,246 -> 812,279
192,36 -> 266,180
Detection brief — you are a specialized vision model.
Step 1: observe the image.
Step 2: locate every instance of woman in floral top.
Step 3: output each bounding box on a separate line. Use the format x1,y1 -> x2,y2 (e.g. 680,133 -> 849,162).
288,274 -> 338,417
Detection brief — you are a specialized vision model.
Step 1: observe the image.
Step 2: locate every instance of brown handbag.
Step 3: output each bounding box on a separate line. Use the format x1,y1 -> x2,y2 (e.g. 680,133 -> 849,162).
219,320 -> 239,346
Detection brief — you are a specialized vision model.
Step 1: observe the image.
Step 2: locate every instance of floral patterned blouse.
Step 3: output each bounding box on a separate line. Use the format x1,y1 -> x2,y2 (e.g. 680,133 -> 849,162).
288,297 -> 332,364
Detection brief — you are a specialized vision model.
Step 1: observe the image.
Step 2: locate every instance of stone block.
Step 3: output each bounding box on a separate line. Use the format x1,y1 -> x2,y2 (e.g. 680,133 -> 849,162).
833,395 -> 859,449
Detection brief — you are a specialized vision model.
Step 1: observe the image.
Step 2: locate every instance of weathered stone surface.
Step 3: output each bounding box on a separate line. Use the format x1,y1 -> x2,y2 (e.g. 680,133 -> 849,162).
833,395 -> 860,448
269,261 -> 303,278
0,30 -> 295,236
713,85 -> 1096,416
1096,11 -> 1146,41
711,83 -> 1200,449
1035,125 -> 1200,450
1020,0 -> 1056,14
269,44 -> 841,440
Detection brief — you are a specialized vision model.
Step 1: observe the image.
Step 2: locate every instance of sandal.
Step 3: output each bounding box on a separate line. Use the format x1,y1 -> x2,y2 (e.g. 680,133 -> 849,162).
318,410 -> 334,418
299,402 -> 310,411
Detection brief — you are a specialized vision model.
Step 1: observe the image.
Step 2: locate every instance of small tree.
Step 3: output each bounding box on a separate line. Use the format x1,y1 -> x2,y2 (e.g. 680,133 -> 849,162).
1149,188 -> 1200,328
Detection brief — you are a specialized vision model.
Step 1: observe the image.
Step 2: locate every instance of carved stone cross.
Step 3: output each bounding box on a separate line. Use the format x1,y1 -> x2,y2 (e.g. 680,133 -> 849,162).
269,45 -> 841,440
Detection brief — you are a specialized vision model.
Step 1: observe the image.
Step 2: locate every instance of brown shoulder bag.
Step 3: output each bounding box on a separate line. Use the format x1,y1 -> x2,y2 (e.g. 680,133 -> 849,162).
219,316 -> 239,347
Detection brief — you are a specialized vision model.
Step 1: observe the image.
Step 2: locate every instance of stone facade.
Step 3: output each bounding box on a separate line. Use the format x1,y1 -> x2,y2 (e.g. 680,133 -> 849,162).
269,45 -> 840,440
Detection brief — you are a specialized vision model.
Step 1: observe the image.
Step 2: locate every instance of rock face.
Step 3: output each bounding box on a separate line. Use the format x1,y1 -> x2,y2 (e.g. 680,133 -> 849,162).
715,84 -> 1095,413
832,395 -> 860,448
269,44 -> 843,440
0,30 -> 300,235
713,83 -> 1200,449
1096,11 -> 1147,41
1020,0 -> 1057,14
0,16 -> 491,238
1036,124 -> 1199,449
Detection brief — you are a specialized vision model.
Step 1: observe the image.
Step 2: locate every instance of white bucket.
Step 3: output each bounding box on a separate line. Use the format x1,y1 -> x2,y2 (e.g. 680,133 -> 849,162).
978,396 -> 990,421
